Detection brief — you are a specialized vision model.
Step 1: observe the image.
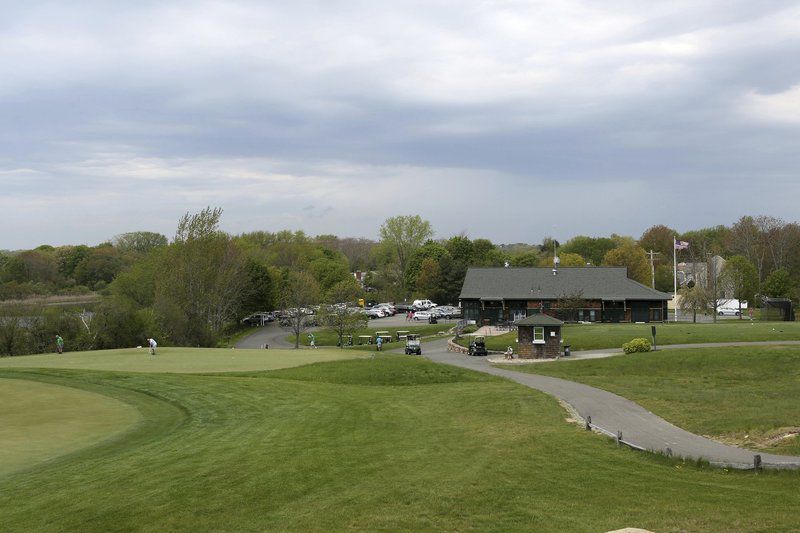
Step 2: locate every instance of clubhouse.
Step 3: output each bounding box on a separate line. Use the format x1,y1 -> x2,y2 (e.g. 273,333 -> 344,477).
459,267 -> 671,325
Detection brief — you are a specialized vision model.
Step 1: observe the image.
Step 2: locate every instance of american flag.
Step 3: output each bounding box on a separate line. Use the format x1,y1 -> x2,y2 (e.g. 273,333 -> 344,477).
674,240 -> 689,250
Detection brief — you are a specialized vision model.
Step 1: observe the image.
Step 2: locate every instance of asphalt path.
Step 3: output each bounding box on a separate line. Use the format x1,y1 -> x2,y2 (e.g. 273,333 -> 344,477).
423,338 -> 800,470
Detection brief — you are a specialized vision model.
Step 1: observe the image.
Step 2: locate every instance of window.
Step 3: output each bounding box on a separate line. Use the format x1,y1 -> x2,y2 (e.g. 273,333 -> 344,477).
533,327 -> 545,343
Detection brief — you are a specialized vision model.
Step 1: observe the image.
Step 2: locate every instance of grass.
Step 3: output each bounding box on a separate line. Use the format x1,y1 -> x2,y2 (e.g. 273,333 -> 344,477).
0,347 -> 363,373
461,320 -> 800,352
1,353 -> 800,530
502,345 -> 800,455
0,378 -> 141,476
291,323 -> 453,350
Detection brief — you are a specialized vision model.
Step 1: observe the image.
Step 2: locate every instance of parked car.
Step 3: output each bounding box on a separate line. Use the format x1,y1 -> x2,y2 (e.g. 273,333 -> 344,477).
718,308 -> 742,316
241,312 -> 274,326
365,308 -> 385,319
412,311 -> 432,321
412,299 -> 437,310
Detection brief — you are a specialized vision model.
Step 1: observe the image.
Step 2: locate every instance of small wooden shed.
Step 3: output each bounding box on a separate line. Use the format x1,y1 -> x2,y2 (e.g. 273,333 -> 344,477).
514,314 -> 564,359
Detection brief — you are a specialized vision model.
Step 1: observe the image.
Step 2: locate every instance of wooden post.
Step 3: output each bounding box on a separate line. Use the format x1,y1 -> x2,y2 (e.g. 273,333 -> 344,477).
585,415 -> 592,431
754,454 -> 762,472
616,431 -> 623,446
665,447 -> 672,457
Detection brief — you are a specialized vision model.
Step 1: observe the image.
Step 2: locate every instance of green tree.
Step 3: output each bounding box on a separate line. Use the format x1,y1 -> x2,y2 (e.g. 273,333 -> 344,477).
56,245 -> 90,279
602,244 -> 650,285
538,252 -> 585,267
414,258 -> 442,300
720,256 -> 758,318
154,208 -> 251,346
763,269 -> 794,299
639,225 -> 678,258
560,236 -> 616,266
378,215 -> 433,295
74,247 -> 126,289
405,241 -> 449,289
654,264 -> 673,293
113,232 -> 168,254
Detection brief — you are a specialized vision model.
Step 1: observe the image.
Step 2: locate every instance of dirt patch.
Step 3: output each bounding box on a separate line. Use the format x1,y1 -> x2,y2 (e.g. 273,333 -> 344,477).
707,427 -> 800,450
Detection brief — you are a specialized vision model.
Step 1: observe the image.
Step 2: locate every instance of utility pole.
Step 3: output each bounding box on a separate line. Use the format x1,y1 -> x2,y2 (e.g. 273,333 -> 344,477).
646,250 -> 660,289
708,253 -> 718,324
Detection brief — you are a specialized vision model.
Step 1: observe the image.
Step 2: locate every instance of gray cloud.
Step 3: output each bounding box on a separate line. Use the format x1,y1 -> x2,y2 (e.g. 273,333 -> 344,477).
1,1 -> 799,248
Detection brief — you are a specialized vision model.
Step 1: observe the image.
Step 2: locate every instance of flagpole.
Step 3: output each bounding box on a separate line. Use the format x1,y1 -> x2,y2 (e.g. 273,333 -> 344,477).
673,236 -> 678,322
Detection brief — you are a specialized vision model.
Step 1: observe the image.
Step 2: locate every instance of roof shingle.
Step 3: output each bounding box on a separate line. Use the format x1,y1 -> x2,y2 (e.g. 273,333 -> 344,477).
459,267 -> 671,301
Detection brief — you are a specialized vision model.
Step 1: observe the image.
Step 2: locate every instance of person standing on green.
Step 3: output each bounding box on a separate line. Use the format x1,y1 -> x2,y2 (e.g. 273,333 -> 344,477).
55,334 -> 64,355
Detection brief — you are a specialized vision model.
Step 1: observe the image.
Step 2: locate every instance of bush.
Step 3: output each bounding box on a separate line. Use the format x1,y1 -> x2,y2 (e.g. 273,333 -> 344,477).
622,337 -> 651,354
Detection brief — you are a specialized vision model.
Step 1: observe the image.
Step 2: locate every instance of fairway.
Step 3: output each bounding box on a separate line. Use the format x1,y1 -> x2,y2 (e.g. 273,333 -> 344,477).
0,378 -> 141,476
0,347 -> 363,373
1,356 -> 799,531
505,345 -> 800,455
464,321 -> 800,352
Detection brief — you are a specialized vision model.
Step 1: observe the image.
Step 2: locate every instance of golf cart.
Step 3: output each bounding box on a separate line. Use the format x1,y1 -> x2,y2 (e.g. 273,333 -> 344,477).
468,335 -> 487,356
405,334 -> 422,355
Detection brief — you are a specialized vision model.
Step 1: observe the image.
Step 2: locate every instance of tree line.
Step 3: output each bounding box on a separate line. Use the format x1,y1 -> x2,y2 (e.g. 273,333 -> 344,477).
2,211 -> 799,355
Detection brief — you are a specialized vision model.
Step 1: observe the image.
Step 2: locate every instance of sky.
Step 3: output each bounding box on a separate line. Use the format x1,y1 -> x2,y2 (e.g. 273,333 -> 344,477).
2,0 -> 799,249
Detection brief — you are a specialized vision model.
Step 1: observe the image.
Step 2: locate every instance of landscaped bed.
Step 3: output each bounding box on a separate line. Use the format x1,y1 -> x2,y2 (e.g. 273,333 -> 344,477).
501,344 -> 800,456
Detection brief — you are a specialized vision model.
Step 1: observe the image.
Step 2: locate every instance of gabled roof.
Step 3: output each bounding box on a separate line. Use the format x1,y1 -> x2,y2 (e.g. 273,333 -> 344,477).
514,314 -> 564,326
459,267 -> 671,301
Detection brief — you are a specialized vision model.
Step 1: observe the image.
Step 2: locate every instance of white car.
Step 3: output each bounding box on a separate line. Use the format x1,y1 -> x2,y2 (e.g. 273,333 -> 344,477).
365,308 -> 385,319
412,311 -> 432,321
717,307 -> 741,316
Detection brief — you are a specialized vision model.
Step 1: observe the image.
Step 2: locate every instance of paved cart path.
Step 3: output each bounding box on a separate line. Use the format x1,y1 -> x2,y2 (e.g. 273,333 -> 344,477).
424,339 -> 800,469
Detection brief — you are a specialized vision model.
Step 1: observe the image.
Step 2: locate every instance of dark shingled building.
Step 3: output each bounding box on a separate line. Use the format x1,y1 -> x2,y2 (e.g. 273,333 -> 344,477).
459,267 -> 670,324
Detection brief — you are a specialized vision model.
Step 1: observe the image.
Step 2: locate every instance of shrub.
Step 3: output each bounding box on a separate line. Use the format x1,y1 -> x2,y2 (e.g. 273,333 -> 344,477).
622,337 -> 651,354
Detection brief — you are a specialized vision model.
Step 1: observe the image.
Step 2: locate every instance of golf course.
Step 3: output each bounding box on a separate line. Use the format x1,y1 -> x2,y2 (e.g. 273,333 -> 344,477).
2,344 -> 800,531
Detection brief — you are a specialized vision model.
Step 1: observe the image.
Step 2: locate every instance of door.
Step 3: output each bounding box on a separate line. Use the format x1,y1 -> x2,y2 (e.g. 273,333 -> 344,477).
631,302 -> 649,322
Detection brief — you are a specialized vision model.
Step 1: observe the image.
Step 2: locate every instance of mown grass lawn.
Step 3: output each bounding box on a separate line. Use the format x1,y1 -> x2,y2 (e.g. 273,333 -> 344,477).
463,321 -> 800,352
0,347 -> 362,373
502,345 -> 800,455
1,353 -> 799,531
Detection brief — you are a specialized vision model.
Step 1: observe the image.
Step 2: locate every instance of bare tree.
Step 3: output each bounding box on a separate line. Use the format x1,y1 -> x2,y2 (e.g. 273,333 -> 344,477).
279,271 -> 321,349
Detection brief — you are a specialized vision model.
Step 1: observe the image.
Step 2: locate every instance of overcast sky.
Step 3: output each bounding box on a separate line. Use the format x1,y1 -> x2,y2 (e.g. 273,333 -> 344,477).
2,1 -> 799,249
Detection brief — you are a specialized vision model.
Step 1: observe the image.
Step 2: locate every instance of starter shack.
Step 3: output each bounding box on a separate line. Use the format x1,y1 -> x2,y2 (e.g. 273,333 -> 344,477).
514,314 -> 563,359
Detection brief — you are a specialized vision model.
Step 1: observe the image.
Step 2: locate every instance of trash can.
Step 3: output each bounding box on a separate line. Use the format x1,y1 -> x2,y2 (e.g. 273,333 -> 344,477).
564,345 -> 570,357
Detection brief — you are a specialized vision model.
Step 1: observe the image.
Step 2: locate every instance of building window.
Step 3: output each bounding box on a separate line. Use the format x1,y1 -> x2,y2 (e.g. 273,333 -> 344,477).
533,327 -> 545,343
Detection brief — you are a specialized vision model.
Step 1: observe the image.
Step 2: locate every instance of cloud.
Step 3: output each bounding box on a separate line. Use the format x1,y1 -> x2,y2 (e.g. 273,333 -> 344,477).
1,1 -> 800,248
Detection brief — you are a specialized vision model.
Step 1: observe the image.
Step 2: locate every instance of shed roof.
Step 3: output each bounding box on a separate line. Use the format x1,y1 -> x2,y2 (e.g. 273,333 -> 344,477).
459,267 -> 671,301
514,314 -> 564,326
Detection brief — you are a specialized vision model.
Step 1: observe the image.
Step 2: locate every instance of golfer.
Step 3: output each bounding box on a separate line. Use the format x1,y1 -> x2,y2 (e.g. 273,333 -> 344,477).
376,335 -> 383,352
307,333 -> 317,349
147,337 -> 157,356
55,334 -> 64,355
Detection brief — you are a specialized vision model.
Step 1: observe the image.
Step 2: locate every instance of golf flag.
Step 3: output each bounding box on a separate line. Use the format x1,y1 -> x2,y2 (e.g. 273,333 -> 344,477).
674,240 -> 689,250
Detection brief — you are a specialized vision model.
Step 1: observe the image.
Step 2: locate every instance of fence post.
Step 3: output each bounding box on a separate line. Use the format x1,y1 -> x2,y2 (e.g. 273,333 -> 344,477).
616,430 -> 623,446
585,415 -> 592,431
665,447 -> 672,458
754,454 -> 762,472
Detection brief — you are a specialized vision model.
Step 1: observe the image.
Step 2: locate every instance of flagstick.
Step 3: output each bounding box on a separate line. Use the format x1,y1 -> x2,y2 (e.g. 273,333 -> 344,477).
673,237 -> 678,322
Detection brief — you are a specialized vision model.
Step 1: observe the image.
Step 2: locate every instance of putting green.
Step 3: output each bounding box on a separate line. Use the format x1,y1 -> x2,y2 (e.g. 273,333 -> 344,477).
0,378 -> 141,476
0,347 -> 363,374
